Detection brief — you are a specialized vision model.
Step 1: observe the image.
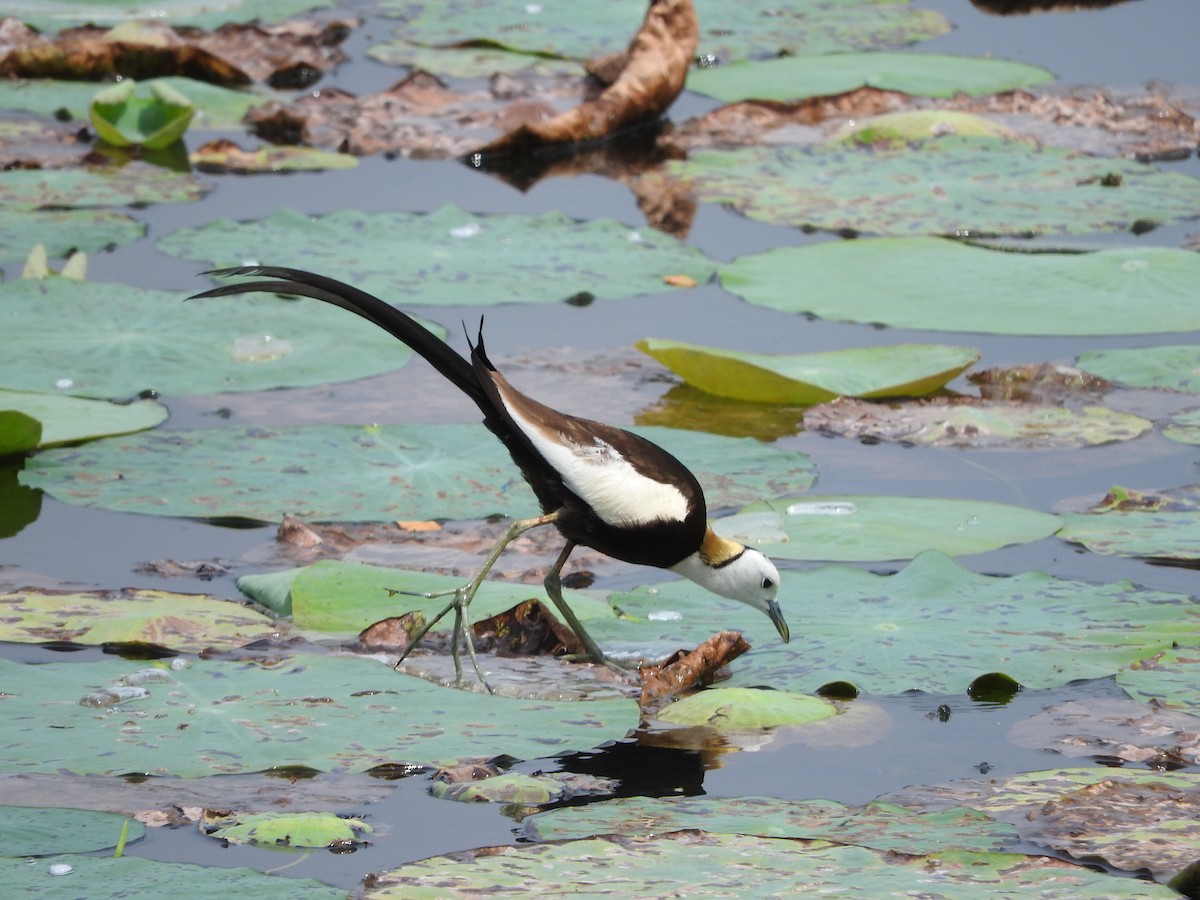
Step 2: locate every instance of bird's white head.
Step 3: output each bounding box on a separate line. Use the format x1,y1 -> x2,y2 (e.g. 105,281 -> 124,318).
670,529 -> 789,643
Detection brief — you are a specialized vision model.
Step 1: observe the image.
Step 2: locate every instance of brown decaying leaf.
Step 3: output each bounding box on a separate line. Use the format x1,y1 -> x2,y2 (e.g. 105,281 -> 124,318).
473,598 -> 587,658
638,630 -> 750,712
1008,698 -> 1200,767
356,611 -> 427,653
471,0 -> 698,157
969,363 -> 1112,404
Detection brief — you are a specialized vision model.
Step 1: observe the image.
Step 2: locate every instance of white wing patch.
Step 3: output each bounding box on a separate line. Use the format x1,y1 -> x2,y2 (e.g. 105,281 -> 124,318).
507,409 -> 689,526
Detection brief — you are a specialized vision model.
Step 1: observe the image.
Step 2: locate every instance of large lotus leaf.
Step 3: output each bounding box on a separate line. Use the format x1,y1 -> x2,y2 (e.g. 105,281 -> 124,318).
687,52 -> 1052,103
721,239 -> 1200,336
637,339 -> 977,404
0,77 -> 271,129
0,278 -> 441,398
0,655 -> 638,776
0,855 -> 342,898
0,806 -> 145,857
0,166 -> 208,210
366,836 -> 1174,898
1162,408 -> 1200,445
20,423 -> 814,522
1077,345 -> 1200,392
674,139 -> 1200,237
1119,648 -> 1200,710
524,795 -> 1015,855
283,560 -> 616,634
0,587 -> 280,652
0,209 -> 143,264
0,389 -> 167,448
655,687 -> 837,729
378,0 -> 948,61
158,205 -> 714,306
594,551 -> 1200,695
9,0 -> 333,30
1058,485 -> 1200,561
717,495 -> 1061,561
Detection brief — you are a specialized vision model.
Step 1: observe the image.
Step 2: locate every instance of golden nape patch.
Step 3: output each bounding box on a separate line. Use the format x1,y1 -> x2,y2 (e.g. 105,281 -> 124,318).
699,528 -> 744,568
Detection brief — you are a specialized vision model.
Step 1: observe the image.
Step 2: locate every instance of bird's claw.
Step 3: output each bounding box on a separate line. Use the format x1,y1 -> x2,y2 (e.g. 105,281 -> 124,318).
391,583 -> 495,694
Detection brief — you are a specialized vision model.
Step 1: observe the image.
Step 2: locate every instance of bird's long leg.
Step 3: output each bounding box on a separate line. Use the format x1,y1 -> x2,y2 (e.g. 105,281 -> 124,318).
542,541 -> 629,677
392,512 -> 559,688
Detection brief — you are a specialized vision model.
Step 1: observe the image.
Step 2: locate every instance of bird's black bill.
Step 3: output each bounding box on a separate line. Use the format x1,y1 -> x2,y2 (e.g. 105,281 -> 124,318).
767,599 -> 790,643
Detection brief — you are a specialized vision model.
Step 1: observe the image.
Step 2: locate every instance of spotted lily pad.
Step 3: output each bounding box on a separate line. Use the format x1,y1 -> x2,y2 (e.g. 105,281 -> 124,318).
159,205 -> 714,306
1077,345 -> 1200,392
1057,485 -> 1200,560
0,655 -> 638,776
723,239 -> 1200,335
0,209 -> 144,265
203,811 -> 371,848
89,78 -> 194,149
0,166 -> 208,210
20,423 -> 814,522
673,139 -> 1200,236
0,278 -> 441,398
0,806 -> 145,857
0,389 -> 167,449
594,551 -> 1200,695
1119,648 -> 1200,711
636,339 -> 978,404
716,495 -> 1061,561
687,52 -> 1052,103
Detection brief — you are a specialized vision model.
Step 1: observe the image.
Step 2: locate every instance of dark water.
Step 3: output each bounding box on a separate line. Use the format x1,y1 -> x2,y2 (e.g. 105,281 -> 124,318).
2,0 -> 1197,891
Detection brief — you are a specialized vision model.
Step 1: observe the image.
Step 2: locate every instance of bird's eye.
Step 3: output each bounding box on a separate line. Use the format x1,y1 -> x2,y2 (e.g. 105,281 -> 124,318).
761,577 -> 774,590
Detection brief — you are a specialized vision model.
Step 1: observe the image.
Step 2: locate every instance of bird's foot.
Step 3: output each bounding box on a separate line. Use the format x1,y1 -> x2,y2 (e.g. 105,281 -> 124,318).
390,584 -> 494,694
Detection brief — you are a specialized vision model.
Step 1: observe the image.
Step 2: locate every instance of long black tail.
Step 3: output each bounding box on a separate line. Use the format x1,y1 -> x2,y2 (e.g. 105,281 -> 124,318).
189,266 -> 487,407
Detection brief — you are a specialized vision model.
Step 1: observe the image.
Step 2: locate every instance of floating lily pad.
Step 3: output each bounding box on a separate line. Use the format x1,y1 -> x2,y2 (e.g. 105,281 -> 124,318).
637,339 -> 977,404
802,397 -> 1151,448
366,834 -> 1174,898
378,0 -> 948,61
204,811 -> 371,848
594,551 -> 1200,695
1077,345 -> 1200,392
0,389 -> 167,449
8,0 -> 334,30
90,78 -> 194,149
190,140 -> 358,173
430,772 -> 567,805
688,52 -> 1052,103
1008,698 -> 1200,766
159,205 -> 714,306
0,806 -> 145,857
0,278 -> 441,398
0,166 -> 208,211
0,587 -> 279,652
674,139 -> 1200,237
0,411 -> 41,457
721,239 -> 1200,335
717,495 -> 1060,561
0,208 -> 144,265
1119,648 -> 1200,711
0,655 -> 638,776
524,795 -> 1015,855
21,423 -> 814,522
1057,485 -> 1200,560
1162,408 -> 1200,445
656,687 -> 837,729
368,42 -> 580,79
835,110 -> 1016,144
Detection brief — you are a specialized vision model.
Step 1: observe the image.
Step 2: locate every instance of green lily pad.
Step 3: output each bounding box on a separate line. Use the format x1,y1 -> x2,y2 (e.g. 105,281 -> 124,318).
378,0 -> 948,61
429,772 -> 567,805
368,42 -> 581,79
1162,408 -> 1200,445
190,141 -> 359,173
0,389 -> 167,449
0,654 -> 638,776
1058,485 -> 1200,561
637,338 -> 978,404
688,52 -> 1052,103
90,79 -> 194,149
594,551 -> 1199,695
0,278 -> 442,398
0,587 -> 279,652
0,208 -> 144,265
0,77 -> 273,129
674,139 -> 1200,237
1077,345 -> 1200,392
717,495 -> 1060,561
159,205 -> 714,306
205,811 -> 371,848
9,0 -> 334,30
0,806 -> 145,857
21,423 -> 814,522
1119,648 -> 1200,710
0,166 -> 208,211
721,239 -> 1200,335
0,855 -> 343,897
365,836 -> 1175,898
0,411 -> 42,457
524,795 -> 1015,855
835,110 -> 1016,145
655,687 -> 837,729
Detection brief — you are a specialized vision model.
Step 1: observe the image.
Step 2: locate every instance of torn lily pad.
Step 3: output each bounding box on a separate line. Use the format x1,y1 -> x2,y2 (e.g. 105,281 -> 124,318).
0,389 -> 167,449
636,339 -> 978,404
721,239 -> 1200,335
90,79 -> 194,149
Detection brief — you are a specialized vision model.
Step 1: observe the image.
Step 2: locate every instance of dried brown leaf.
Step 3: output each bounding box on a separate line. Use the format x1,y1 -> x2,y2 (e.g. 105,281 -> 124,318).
638,630 -> 750,711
